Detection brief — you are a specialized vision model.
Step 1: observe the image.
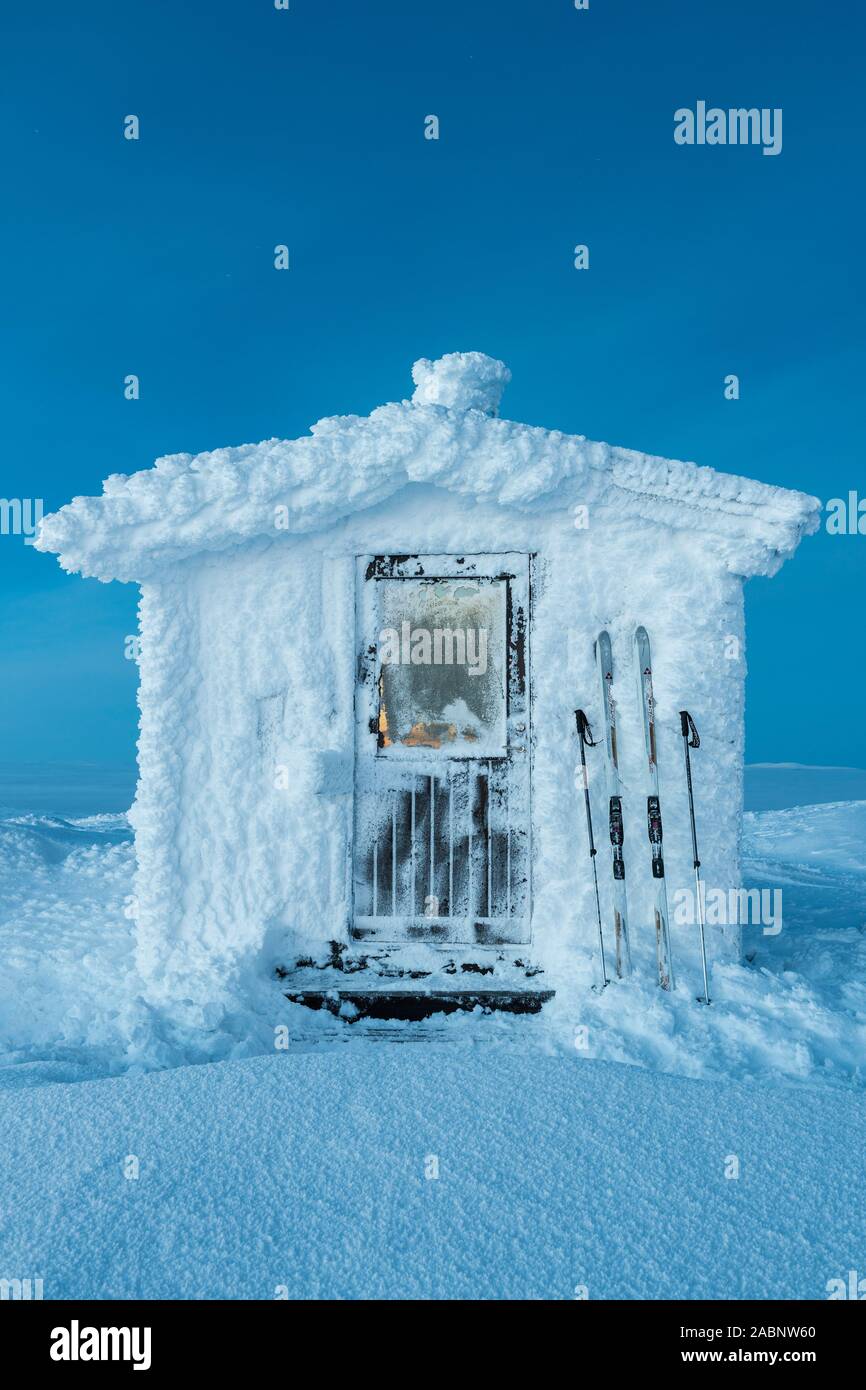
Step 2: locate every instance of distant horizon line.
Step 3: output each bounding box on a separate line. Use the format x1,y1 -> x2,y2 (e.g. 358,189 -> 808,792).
746,762 -> 866,772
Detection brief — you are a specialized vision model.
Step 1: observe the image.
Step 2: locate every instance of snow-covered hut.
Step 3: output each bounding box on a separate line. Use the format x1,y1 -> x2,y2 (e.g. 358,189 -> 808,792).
36,353 -> 819,1025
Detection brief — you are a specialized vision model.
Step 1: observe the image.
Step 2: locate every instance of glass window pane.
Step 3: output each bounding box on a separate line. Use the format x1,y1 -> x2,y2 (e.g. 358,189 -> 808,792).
377,578 -> 507,754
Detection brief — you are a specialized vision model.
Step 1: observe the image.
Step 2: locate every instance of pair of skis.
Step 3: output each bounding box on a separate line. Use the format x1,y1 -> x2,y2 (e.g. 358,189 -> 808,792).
576,626 -> 674,992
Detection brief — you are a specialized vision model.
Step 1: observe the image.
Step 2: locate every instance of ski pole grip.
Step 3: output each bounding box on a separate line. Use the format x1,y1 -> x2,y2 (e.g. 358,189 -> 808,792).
575,709 -> 595,747
680,710 -> 700,748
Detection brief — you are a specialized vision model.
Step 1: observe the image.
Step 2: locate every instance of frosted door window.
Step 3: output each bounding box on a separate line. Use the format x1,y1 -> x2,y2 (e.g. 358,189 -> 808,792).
377,579 -> 507,754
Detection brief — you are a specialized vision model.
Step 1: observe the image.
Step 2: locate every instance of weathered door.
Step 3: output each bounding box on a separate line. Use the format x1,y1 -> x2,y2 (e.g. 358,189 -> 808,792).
353,553 -> 531,944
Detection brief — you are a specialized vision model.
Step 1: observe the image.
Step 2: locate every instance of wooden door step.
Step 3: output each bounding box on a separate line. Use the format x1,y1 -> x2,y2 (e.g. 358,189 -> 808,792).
284,987 -> 555,1023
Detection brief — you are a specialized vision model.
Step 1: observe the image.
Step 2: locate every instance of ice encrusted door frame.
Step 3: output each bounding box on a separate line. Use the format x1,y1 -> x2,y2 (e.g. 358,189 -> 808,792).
352,552 -> 532,946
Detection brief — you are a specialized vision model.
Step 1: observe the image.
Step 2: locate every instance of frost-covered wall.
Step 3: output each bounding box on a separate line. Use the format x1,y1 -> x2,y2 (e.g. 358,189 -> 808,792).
127,482 -> 746,1022
129,540 -> 355,1022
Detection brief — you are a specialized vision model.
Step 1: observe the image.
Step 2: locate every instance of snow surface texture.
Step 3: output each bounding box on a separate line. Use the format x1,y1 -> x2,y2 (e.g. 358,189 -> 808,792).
1,786 -> 865,1091
32,354 -> 820,1027
0,814 -> 140,1079
1,1046 -> 864,1299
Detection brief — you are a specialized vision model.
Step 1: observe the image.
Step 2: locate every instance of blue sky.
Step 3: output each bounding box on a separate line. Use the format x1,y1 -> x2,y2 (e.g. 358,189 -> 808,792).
1,0 -> 863,773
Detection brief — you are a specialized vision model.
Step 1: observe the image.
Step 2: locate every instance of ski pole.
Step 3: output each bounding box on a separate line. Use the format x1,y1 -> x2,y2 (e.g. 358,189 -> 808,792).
575,710 -> 609,990
679,711 -> 711,1005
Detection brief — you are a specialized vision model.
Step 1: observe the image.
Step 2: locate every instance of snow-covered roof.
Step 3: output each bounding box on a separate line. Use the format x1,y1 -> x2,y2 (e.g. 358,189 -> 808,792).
36,352 -> 820,583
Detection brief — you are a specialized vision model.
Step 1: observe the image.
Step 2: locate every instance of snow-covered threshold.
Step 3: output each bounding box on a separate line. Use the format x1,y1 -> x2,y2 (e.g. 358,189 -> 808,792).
1,771 -> 865,1299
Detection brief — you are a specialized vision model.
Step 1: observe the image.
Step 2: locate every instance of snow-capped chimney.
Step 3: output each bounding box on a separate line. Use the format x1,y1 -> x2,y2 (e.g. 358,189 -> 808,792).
411,351 -> 511,415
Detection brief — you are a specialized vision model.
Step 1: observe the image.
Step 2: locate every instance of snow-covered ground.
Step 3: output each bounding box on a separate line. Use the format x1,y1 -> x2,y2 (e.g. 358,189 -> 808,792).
0,767 -> 864,1297
0,812 -> 138,1080
2,1046 -> 864,1300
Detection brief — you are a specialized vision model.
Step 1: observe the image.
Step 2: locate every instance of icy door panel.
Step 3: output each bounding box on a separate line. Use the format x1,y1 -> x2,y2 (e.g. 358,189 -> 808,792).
353,553 -> 532,947
352,760 -> 530,943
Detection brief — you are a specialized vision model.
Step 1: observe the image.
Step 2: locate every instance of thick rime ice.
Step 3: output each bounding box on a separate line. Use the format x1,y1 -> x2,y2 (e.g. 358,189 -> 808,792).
35,352 -> 819,585
411,350 -> 511,413
32,353 -> 821,1028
